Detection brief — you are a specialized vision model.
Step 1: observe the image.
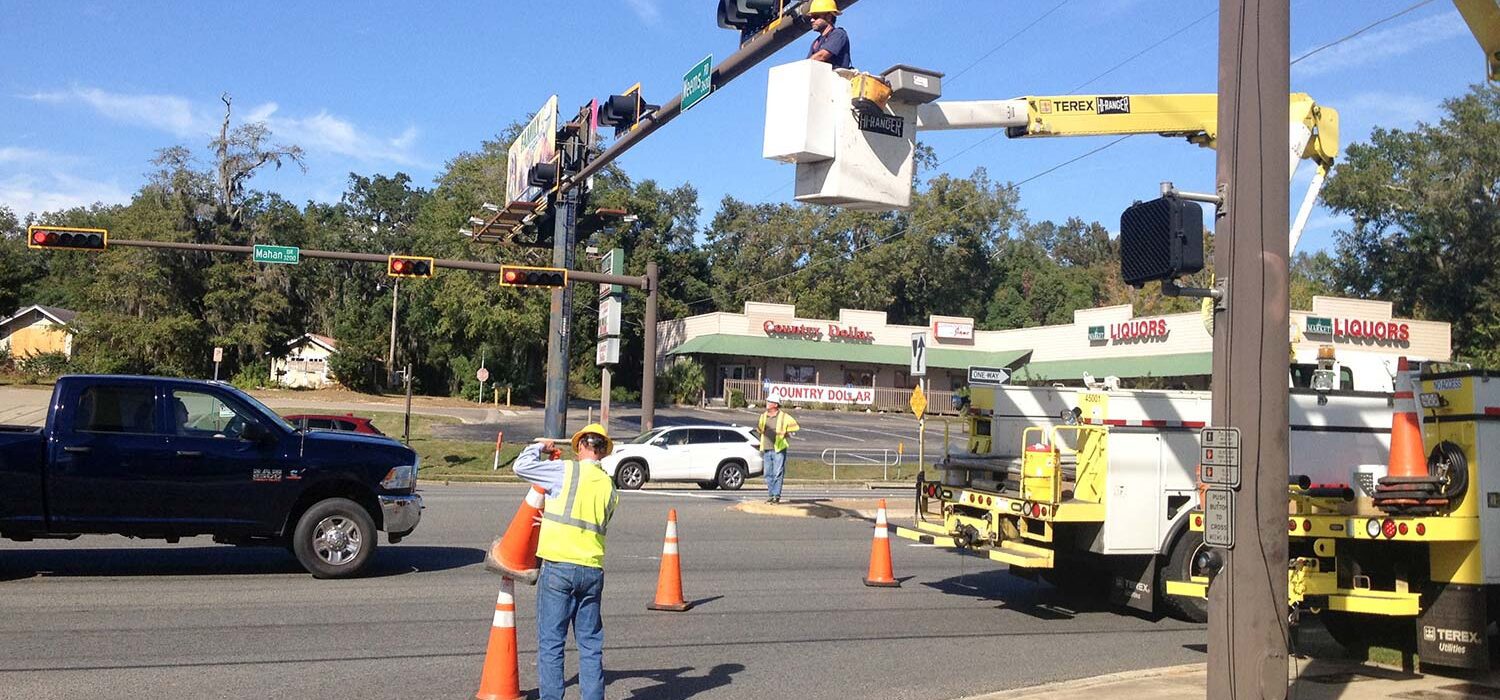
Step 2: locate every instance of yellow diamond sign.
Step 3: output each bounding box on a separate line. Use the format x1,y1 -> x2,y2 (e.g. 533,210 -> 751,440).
909,384 -> 927,417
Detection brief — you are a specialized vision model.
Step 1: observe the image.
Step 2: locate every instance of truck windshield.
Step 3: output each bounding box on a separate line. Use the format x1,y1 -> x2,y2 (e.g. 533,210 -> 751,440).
224,387 -> 296,433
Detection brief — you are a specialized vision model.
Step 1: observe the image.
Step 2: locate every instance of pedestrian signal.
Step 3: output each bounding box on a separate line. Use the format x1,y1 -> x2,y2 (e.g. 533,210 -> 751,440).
1119,195 -> 1204,288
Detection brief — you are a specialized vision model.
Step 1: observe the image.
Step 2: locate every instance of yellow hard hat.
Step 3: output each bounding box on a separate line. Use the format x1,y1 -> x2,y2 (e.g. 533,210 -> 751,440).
571,423 -> 613,455
809,0 -> 841,15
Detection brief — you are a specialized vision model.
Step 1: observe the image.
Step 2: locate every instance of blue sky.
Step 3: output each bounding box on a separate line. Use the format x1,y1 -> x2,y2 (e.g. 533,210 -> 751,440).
0,1 -> 1483,254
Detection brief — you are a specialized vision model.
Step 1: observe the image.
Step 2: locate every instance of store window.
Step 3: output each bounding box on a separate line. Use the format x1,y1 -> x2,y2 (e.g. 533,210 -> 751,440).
842,369 -> 875,387
784,364 -> 816,384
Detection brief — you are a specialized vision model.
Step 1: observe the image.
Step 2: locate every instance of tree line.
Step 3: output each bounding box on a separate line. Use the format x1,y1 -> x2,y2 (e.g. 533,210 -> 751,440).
3,85 -> 1495,398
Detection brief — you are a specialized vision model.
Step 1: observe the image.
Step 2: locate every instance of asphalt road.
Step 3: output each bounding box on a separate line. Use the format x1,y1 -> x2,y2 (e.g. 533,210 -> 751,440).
0,483 -> 1206,700
434,404 -> 970,463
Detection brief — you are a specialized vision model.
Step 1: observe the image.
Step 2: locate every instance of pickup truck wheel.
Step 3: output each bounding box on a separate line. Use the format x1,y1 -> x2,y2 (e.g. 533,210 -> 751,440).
292,498 -> 376,579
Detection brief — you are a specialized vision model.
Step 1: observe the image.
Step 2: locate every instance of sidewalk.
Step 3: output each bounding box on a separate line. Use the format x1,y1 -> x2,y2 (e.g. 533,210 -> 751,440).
965,659 -> 1500,699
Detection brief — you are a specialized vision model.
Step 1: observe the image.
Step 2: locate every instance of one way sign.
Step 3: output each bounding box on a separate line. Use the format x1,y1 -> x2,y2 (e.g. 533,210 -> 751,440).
910,332 -> 927,377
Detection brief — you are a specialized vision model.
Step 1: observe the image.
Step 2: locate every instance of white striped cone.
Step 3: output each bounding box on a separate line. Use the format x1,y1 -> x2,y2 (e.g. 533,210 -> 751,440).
864,499 -> 899,587
475,577 -> 524,700
649,509 -> 692,611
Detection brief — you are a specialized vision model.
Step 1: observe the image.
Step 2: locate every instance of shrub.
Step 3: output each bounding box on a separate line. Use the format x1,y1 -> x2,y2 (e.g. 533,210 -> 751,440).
727,389 -> 746,409
230,359 -> 270,391
657,358 -> 705,406
16,350 -> 69,383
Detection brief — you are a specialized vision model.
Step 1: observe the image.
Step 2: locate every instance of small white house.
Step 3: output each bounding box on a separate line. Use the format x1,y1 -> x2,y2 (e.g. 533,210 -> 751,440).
0,305 -> 78,359
271,333 -> 339,388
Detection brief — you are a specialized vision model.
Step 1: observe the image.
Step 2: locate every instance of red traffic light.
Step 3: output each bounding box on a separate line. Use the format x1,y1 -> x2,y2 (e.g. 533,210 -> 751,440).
386,254 -> 434,278
499,265 -> 568,289
27,225 -> 107,251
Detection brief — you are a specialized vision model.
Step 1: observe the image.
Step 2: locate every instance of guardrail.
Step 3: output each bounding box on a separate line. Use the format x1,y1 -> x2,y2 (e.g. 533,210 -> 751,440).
820,448 -> 904,481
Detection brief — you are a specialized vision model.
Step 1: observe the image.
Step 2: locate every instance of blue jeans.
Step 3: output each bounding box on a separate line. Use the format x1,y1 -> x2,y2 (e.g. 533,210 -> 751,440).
763,450 -> 786,497
537,560 -> 605,700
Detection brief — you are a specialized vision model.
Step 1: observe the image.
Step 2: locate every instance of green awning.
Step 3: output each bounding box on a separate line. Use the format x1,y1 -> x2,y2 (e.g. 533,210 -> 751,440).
1011,352 -> 1213,382
667,334 -> 1031,370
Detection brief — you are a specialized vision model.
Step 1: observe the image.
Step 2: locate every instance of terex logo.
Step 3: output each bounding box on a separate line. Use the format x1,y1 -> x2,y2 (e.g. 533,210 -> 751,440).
1054,99 -> 1095,113
1097,96 -> 1131,114
1425,625 -> 1482,643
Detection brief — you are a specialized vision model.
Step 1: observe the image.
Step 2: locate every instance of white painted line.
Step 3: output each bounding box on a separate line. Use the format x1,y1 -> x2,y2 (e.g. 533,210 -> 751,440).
794,426 -> 866,443
617,490 -> 740,501
906,543 -> 940,548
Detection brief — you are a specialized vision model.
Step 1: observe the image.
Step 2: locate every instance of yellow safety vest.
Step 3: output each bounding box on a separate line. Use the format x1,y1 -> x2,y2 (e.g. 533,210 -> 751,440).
758,411 -> 798,452
537,459 -> 618,569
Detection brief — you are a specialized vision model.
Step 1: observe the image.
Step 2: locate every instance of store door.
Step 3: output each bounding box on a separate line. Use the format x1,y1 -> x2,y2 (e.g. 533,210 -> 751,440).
716,364 -> 747,397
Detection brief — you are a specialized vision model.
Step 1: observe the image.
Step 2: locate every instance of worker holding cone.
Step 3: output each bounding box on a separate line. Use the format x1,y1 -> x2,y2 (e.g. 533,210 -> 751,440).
513,424 -> 618,700
864,498 -> 899,587
475,576 -> 524,700
483,484 -> 547,583
648,509 -> 692,612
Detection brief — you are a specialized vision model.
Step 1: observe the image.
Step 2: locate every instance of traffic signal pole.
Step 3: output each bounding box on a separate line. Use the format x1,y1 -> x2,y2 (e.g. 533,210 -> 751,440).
543,189 -> 578,440
1207,1 -> 1292,697
103,237 -> 659,433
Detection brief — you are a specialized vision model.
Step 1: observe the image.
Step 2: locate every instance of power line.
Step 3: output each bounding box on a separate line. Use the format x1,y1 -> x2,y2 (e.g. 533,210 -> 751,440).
947,0 -> 1072,85
1067,7 -> 1218,93
1291,0 -> 1438,66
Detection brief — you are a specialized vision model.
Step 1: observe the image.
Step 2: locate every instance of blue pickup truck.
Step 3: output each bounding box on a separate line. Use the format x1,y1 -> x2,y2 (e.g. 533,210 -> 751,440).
0,375 -> 423,578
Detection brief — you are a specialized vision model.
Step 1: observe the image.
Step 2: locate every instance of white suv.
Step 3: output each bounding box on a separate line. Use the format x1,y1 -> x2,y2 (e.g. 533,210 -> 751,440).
603,425 -> 764,490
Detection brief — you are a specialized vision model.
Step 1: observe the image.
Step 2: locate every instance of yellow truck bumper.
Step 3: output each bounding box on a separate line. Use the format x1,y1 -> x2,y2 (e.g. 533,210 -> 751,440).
894,521 -> 1055,569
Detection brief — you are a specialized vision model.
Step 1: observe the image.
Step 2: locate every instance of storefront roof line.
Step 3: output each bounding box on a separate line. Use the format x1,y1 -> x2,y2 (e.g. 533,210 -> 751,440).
1012,352 -> 1213,382
667,334 -> 1031,370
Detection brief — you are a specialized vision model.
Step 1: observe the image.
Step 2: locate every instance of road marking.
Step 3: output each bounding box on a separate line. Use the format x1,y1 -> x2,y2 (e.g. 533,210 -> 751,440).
617,490 -> 743,501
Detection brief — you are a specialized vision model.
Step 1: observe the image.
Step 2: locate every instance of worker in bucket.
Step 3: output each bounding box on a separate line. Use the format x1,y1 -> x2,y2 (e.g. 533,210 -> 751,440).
758,390 -> 801,503
807,0 -> 852,69
513,423 -> 619,700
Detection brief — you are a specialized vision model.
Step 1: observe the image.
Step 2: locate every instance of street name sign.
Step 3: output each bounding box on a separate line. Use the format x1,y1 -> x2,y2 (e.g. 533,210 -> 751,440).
682,55 -> 713,112
253,244 -> 300,265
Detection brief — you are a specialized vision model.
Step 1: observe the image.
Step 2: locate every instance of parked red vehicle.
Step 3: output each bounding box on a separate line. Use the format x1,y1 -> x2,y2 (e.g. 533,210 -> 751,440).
283,413 -> 386,437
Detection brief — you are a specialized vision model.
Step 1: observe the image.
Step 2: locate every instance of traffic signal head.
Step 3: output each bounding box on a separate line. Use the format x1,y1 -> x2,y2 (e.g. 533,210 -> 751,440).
387,254 -> 434,278
1119,195 -> 1205,288
27,225 -> 108,251
528,160 -> 559,190
500,265 -> 568,289
718,0 -> 781,43
597,85 -> 659,136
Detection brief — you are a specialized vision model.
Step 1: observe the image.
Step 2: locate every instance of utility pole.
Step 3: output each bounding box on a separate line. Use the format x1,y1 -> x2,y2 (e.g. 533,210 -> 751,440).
542,188 -> 578,440
402,364 -> 414,446
640,261 -> 658,433
1207,1 -> 1291,697
387,279 -> 400,389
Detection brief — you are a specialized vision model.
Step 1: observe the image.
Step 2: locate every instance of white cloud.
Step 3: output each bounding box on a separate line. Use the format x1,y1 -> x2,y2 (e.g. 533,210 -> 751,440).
626,0 -> 661,24
26,87 -> 426,167
0,171 -> 132,216
0,147 -> 60,164
251,104 -> 427,167
26,87 -> 215,138
1293,11 -> 1468,78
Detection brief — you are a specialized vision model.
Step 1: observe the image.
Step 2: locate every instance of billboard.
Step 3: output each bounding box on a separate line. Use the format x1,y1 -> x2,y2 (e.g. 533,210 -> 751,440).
505,95 -> 559,206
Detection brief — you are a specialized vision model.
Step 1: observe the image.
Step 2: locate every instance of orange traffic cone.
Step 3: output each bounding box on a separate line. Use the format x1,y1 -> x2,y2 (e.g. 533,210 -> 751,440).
485,485 -> 546,583
1387,357 -> 1428,479
648,509 -> 692,612
475,576 -> 525,700
863,498 -> 899,587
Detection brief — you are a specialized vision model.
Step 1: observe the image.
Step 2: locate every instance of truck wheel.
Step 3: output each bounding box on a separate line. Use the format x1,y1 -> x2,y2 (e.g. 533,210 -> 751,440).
1158,529 -> 1209,623
717,462 -> 747,491
292,498 -> 377,579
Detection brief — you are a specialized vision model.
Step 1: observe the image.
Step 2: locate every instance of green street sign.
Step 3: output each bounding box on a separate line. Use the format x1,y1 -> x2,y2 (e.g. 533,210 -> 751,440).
682,54 -> 713,112
253,244 -> 300,265
1305,316 -> 1333,335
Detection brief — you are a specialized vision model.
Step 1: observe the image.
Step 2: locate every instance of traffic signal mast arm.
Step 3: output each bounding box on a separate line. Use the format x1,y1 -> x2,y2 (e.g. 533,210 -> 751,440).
911,92 -> 1338,252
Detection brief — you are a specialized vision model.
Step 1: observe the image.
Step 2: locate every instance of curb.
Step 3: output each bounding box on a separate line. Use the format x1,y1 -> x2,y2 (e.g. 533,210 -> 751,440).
957,664 -> 1205,699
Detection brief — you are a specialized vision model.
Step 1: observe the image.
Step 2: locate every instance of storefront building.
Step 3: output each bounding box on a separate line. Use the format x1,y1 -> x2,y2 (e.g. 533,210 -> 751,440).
656,297 -> 1450,410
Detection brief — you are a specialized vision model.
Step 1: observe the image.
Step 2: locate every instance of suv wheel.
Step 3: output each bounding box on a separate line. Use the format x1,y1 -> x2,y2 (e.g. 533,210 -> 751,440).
616,461 -> 648,490
292,497 -> 377,579
717,462 -> 747,491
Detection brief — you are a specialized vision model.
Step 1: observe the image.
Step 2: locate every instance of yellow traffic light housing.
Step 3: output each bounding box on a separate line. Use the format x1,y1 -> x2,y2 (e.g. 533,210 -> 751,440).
500,265 -> 568,289
27,225 -> 108,251
387,255 -> 435,278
